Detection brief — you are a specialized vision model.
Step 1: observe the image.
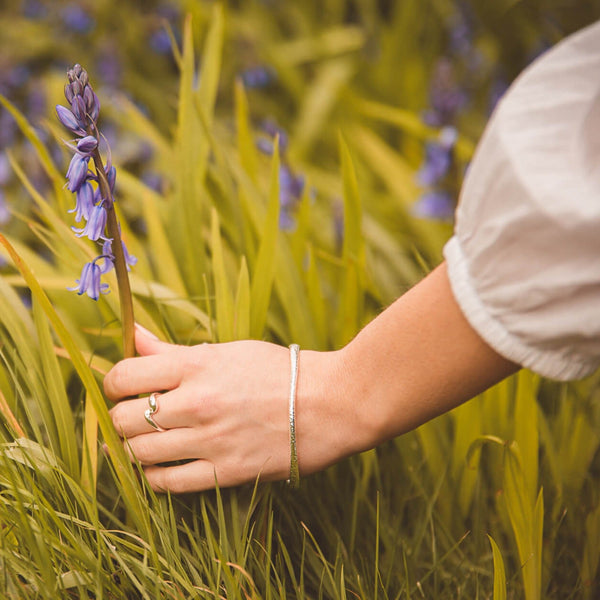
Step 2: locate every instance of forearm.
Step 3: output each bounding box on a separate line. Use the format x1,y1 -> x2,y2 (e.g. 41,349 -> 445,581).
297,262 -> 519,469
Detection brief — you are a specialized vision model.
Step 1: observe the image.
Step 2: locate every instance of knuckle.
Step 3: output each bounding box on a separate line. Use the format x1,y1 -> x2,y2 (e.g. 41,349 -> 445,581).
104,360 -> 131,398
109,404 -> 127,435
128,436 -> 154,465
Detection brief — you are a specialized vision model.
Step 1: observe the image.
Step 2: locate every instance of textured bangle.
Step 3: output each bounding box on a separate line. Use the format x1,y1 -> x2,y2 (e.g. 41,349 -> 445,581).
287,343 -> 300,488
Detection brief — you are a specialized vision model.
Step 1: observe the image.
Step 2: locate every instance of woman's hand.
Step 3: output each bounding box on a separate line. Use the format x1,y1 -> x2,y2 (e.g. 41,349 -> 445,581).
103,326 -> 364,493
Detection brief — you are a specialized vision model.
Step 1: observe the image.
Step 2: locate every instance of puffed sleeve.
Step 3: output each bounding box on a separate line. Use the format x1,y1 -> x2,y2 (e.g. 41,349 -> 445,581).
443,20 -> 600,381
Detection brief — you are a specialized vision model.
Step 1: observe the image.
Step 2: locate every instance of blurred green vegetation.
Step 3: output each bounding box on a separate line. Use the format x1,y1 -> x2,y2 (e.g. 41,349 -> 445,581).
0,1 -> 598,598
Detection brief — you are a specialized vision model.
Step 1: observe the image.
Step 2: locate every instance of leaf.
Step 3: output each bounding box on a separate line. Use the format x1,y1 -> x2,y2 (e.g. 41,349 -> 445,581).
32,297 -> 79,478
488,535 -> 507,600
335,135 -> 364,346
235,79 -> 259,184
211,209 -> 235,343
234,257 -> 250,340
249,138 -> 280,338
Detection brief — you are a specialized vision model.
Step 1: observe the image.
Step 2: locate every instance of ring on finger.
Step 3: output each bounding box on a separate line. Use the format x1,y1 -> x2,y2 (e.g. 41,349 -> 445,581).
144,392 -> 167,432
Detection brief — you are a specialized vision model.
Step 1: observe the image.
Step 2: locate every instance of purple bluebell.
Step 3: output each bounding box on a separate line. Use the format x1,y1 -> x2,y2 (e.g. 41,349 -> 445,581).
22,0 -> 47,19
77,135 -> 98,154
100,238 -> 136,272
68,260 -> 109,301
261,120 -> 289,154
57,63 -> 131,300
0,152 -> 10,186
150,29 -> 172,55
417,126 -> 457,186
72,204 -> 107,241
69,181 -> 95,222
61,5 -> 95,34
412,190 -> 455,221
278,165 -> 305,230
99,240 -> 115,274
105,165 -> 116,192
241,66 -> 276,89
66,154 -> 90,192
56,104 -> 84,135
256,138 -> 274,156
0,190 -> 10,225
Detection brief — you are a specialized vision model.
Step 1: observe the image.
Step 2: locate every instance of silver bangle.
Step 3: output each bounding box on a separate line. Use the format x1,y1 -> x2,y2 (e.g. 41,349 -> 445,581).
287,344 -> 300,488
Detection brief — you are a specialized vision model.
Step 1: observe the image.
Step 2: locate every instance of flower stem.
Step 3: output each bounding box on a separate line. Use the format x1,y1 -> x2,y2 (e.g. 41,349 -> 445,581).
91,150 -> 135,359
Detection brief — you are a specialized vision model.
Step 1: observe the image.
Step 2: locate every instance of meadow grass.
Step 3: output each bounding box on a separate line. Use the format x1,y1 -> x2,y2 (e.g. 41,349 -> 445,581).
0,1 -> 598,597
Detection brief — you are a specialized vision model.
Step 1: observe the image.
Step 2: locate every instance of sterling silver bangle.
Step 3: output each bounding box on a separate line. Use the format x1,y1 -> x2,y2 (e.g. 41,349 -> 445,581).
287,343 -> 300,488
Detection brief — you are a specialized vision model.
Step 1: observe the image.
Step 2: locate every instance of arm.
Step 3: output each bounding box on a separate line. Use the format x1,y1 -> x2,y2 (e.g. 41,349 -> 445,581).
104,262 -> 518,493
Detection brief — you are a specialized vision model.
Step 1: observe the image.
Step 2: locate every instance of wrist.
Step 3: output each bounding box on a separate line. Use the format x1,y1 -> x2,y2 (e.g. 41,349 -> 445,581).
295,347 -> 378,475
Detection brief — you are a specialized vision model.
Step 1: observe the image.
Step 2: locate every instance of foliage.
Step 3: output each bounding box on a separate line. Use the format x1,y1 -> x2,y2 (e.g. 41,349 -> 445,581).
0,1 -> 598,598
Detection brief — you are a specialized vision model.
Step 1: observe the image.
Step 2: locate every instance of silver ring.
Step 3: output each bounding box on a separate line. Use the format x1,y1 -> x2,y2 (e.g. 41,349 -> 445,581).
144,392 -> 166,432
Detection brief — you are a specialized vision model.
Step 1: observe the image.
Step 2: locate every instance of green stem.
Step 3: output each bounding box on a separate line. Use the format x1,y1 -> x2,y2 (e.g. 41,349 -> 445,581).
91,151 -> 135,359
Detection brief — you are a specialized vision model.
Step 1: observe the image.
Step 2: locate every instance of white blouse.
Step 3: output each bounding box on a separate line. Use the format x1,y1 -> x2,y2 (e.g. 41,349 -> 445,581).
444,20 -> 600,381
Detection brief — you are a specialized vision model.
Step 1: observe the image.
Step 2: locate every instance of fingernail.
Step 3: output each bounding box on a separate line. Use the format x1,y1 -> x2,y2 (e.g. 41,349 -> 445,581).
135,322 -> 159,340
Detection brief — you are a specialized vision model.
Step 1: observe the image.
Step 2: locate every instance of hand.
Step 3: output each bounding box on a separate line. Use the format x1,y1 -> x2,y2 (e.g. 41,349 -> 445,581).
103,326 -> 364,493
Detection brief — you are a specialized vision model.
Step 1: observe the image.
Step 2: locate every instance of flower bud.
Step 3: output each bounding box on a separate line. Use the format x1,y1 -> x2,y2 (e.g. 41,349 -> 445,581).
56,104 -> 83,134
64,83 -> 74,104
71,95 -> 87,124
77,135 -> 98,154
70,80 -> 82,97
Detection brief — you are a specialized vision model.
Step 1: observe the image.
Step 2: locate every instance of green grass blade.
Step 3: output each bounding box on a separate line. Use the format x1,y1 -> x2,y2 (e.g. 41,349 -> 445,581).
211,208 -> 235,343
0,234 -> 149,534
488,535 -> 507,600
250,138 -> 280,339
234,256 -> 250,340
32,297 -> 79,478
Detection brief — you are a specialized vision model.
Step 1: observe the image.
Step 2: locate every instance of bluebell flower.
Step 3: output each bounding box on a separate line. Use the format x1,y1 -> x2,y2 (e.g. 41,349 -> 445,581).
278,165 -> 305,231
68,181 -> 95,223
256,138 -> 274,156
22,0 -> 47,19
66,154 -> 90,192
241,66 -> 276,89
412,190 -> 455,222
0,190 -> 10,225
76,135 -> 98,154
0,152 -> 10,187
68,260 -> 109,301
58,63 -> 133,302
72,204 -> 107,241
56,104 -> 84,135
261,120 -> 289,154
417,126 -> 457,186
61,4 -> 95,34
149,29 -> 172,55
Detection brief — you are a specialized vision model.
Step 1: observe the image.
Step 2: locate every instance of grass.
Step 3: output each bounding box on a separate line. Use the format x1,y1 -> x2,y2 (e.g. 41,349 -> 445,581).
0,1 -> 598,597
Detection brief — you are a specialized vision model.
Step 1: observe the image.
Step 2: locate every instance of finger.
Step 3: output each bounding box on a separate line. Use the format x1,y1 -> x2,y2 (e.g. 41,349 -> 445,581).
143,460 -> 237,494
103,351 -> 184,401
134,323 -> 180,357
122,429 -> 204,465
110,390 -> 186,437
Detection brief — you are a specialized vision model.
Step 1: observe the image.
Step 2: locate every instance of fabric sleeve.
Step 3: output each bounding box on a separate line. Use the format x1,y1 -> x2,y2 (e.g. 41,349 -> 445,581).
443,20 -> 600,381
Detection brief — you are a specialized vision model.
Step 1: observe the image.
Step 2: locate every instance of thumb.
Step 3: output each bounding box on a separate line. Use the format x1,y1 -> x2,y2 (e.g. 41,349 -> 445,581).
134,323 -> 177,356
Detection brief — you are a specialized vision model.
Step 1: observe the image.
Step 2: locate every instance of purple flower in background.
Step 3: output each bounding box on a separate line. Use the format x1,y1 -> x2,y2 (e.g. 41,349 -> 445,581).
241,66 -> 276,89
412,190 -> 455,222
149,29 -> 172,55
61,4 -> 95,34
278,165 -> 305,231
0,190 -> 10,225
417,126 -> 457,186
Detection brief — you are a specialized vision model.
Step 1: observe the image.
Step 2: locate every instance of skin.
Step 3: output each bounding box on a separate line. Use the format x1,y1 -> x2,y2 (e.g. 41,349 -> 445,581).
104,262 -> 519,493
